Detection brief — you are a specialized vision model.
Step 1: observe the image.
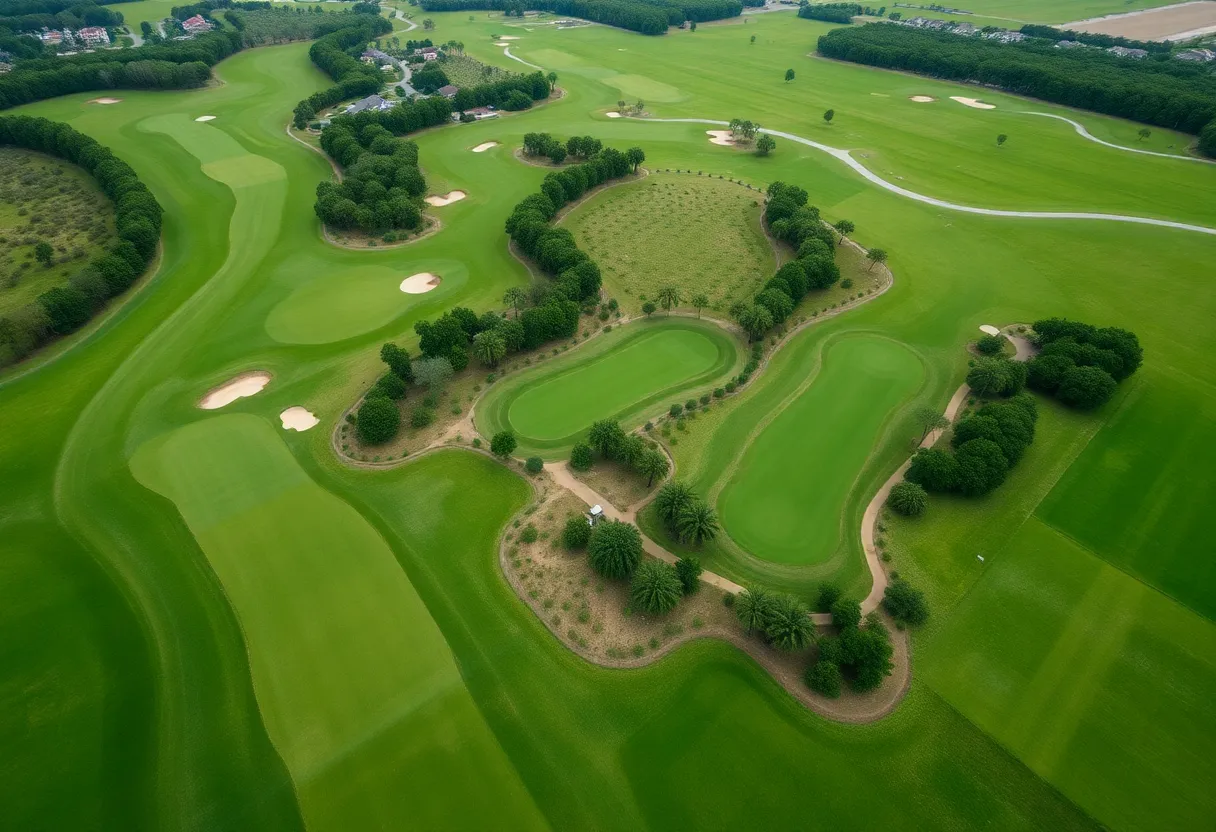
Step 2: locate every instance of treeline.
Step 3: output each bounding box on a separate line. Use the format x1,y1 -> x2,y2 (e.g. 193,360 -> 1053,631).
291,14 -> 393,128
731,181 -> 843,340
225,7 -> 378,47
797,2 -> 860,24
315,124 -> 426,233
522,131 -> 603,164
0,0 -> 123,33
0,31 -> 242,109
817,24 -> 1216,150
0,115 -> 161,367
640,0 -> 742,25
1017,23 -> 1169,54
1025,317 -> 1141,410
417,0 -> 741,34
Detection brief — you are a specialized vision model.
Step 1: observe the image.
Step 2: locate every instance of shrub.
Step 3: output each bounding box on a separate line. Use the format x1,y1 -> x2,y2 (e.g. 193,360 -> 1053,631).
525,456 -> 544,475
520,523 -> 539,543
629,560 -> 683,614
906,448 -> 959,492
375,372 -> 408,399
713,387 -> 724,398
669,403 -> 683,417
357,396 -> 400,444
685,398 -> 698,411
569,441 -> 594,471
1057,365 -> 1117,409
675,556 -> 702,595
562,516 -> 591,550
883,578 -> 929,626
491,430 -> 517,458
700,394 -> 711,406
805,659 -> 842,698
764,594 -> 815,651
976,333 -> 1005,355
588,520 -> 644,579
410,406 -> 435,428
725,381 -> 736,393
830,597 -> 861,631
887,481 -> 928,517
817,581 -> 842,611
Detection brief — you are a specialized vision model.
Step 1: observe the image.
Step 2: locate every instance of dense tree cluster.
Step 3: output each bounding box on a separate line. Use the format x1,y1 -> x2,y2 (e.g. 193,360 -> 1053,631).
0,31 -> 242,109
882,577 -> 928,626
653,480 -> 719,545
817,24 -> 1216,152
0,115 -> 162,364
0,0 -> 126,32
1025,317 -> 1141,410
291,16 -> 393,128
315,124 -> 426,233
1017,24 -> 1168,54
735,587 -> 815,652
797,2 -> 860,24
353,341 -> 415,444
579,420 -> 671,488
805,602 -> 893,697
418,0 -> 740,34
906,392 -> 1038,497
522,131 -> 603,164
965,355 -> 1026,398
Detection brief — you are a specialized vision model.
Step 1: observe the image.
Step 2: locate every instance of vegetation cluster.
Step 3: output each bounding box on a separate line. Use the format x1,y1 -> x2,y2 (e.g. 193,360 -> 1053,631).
418,0 -> 742,35
0,0 -> 126,34
571,419 -> 671,488
291,14 -> 395,129
522,131 -> 603,165
1025,317 -> 1141,410
797,3 -> 860,24
315,126 -> 427,234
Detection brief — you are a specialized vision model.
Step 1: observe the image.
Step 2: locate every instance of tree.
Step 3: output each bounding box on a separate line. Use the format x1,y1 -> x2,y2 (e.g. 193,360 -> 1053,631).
690,20 -> 697,30
750,34 -> 756,43
503,286 -> 526,318
996,133 -> 1008,146
883,578 -> 929,626
735,587 -> 775,634
676,500 -> 719,545
414,356 -> 454,391
887,481 -> 928,517
588,520 -> 644,579
642,301 -> 657,316
690,293 -> 709,318
626,146 -> 645,173
656,284 -> 680,313
654,480 -> 695,526
953,438 -> 1010,496
570,441 -> 594,471
1057,365 -> 1117,409
422,17 -> 434,28
914,404 -> 949,443
630,559 -> 683,614
764,595 -> 814,651
865,247 -> 887,271
830,597 -> 861,631
380,342 -> 414,383
563,516 -> 591,550
1138,127 -> 1151,141
375,373 -> 408,400
490,430 -> 517,458
34,241 -> 53,267
784,68 -> 795,82
756,134 -> 776,156
471,330 -> 506,368
833,218 -> 854,245
906,448 -> 959,492
637,448 -> 669,488
805,659 -> 842,698
525,456 -> 544,474
817,581 -> 842,611
735,303 -> 774,341
588,419 -> 626,459
842,623 -> 893,691
966,357 -> 1009,397
675,556 -> 702,594
357,396 -> 400,444
823,109 -> 835,124
976,333 -> 1005,355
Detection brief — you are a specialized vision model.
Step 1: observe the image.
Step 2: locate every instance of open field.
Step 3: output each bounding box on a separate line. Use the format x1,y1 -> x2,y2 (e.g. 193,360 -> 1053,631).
1,7 -> 1214,831
1064,0 -> 1216,39
476,317 -> 742,457
564,172 -> 776,313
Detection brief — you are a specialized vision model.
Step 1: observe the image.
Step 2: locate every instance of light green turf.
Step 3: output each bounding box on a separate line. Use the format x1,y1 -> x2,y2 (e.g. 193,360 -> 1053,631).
476,317 -> 742,456
718,334 -> 924,565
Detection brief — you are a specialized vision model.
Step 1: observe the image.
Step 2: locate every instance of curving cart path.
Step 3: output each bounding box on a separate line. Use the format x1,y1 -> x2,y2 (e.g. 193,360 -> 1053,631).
1020,111 -> 1215,164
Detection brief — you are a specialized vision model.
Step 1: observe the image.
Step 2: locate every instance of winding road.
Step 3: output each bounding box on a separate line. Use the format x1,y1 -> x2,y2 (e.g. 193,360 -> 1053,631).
1020,111 -> 1215,164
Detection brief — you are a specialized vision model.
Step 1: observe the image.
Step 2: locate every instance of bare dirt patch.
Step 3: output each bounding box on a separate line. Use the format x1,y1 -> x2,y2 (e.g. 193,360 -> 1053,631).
571,460 -> 655,511
199,371 -> 270,410
399,272 -> 441,294
425,190 -> 466,206
1065,1 -> 1216,40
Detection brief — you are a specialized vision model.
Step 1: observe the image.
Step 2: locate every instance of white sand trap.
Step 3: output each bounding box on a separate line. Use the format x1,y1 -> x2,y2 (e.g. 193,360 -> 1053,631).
90,97 -> 122,104
199,371 -> 270,410
498,35 -> 520,39
425,190 -> 466,206
707,130 -> 735,146
472,141 -> 499,152
979,324 -> 1001,336
951,96 -> 995,110
195,115 -> 216,122
280,406 -> 319,432
606,111 -> 622,118
910,95 -> 936,103
400,272 -> 442,293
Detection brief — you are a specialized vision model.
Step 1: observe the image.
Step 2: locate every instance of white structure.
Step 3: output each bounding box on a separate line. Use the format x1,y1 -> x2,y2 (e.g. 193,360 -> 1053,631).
1107,45 -> 1148,59
1177,48 -> 1216,62
587,505 -> 604,526
77,26 -> 110,46
345,94 -> 393,115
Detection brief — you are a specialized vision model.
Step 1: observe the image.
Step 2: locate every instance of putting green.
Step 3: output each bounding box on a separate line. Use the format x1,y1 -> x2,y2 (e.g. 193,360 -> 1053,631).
717,334 -> 923,565
476,318 -> 741,456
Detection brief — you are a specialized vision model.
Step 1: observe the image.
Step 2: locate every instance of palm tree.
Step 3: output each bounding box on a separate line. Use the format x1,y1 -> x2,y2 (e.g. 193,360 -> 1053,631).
833,218 -> 854,246
654,480 -> 694,525
691,293 -> 709,318
735,587 -> 775,634
630,560 -> 683,614
656,284 -> 680,314
764,595 -> 814,651
472,330 -> 506,368
866,247 -> 888,272
637,449 -> 669,488
502,286 -> 526,318
676,500 -> 719,545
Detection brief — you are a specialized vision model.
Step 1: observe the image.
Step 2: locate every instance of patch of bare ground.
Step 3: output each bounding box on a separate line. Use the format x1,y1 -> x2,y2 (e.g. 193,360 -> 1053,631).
570,459 -> 655,510
322,214 -> 441,250
504,471 -> 911,722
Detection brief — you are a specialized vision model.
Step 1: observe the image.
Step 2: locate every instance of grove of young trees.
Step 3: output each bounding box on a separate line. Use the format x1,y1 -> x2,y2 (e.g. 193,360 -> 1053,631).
0,115 -> 162,366
817,24 -> 1216,152
1025,317 -> 1141,410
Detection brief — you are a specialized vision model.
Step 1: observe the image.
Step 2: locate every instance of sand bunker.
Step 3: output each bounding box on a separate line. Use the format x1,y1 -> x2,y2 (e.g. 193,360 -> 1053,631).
90,97 -> 122,105
910,95 -> 936,103
979,324 -> 1001,336
707,130 -> 735,146
199,372 -> 270,410
279,406 -> 319,432
472,141 -> 499,152
195,115 -> 216,122
497,35 -> 520,40
400,272 -> 442,294
605,111 -> 622,118
425,191 -> 466,206
950,96 -> 995,110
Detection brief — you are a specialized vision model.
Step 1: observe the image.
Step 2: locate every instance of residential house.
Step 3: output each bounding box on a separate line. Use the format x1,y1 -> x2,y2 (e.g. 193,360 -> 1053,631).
345,94 -> 394,114
456,106 -> 498,121
181,14 -> 212,34
986,30 -> 1026,43
952,22 -> 977,35
1176,48 -> 1216,62
414,46 -> 439,60
1055,39 -> 1087,48
1107,45 -> 1148,59
77,26 -> 110,46
437,84 -> 459,99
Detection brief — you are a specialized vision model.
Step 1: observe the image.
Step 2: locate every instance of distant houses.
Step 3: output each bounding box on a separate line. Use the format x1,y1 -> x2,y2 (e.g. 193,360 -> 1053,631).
1176,48 -> 1216,62
437,84 -> 460,99
77,26 -> 109,46
1107,45 -> 1148,59
345,94 -> 394,115
181,15 -> 212,35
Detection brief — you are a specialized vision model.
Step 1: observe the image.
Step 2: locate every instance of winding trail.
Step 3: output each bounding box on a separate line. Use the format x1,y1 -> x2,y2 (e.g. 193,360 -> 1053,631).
1020,111 -> 1214,164
632,117 -> 1216,236
503,46 -> 543,70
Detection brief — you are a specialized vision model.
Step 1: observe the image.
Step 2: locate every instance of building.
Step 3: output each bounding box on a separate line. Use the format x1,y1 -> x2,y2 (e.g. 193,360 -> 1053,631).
1107,45 -> 1148,59
455,106 -> 498,121
77,26 -> 110,46
345,94 -> 394,114
586,505 -> 603,526
181,14 -> 212,34
39,29 -> 63,46
414,46 -> 439,60
1176,48 -> 1216,62
952,22 -> 977,35
986,30 -> 1027,43
437,84 -> 459,99
1055,39 -> 1086,48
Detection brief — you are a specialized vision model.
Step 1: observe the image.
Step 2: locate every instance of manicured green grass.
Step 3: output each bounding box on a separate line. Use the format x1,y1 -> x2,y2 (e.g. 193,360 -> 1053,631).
564,172 -> 775,314
718,333 -> 924,565
476,317 -> 741,457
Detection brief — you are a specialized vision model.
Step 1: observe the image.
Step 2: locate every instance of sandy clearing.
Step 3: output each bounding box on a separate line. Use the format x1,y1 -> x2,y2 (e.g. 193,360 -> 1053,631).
910,95 -> 935,103
707,130 -> 735,146
89,97 -> 122,104
496,34 -> 520,39
399,272 -> 442,293
979,324 -> 1001,336
280,407 -> 319,431
195,115 -> 216,122
1064,1 -> 1216,40
425,190 -> 466,206
951,96 -> 995,110
199,371 -> 270,410
472,141 -> 498,152
605,111 -> 622,118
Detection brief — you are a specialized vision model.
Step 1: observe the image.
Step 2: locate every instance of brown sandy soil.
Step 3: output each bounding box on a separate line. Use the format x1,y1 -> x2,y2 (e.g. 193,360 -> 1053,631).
1065,1 -> 1216,40
322,215 -> 440,250
570,459 -> 657,509
199,371 -> 271,410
